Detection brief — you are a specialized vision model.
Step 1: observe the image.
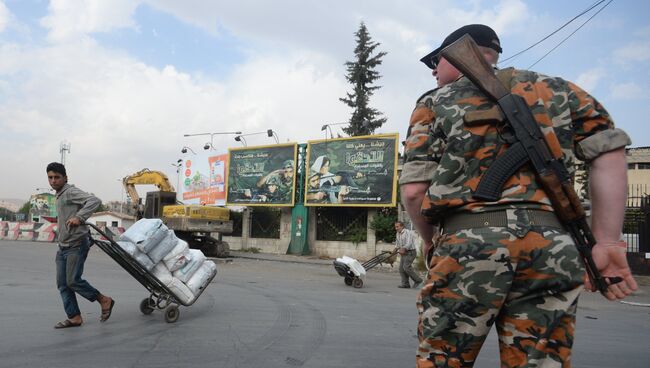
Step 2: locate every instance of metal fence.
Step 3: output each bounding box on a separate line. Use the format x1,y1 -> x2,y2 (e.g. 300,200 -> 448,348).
316,207 -> 367,242
624,184 -> 649,252
230,211 -> 243,237
250,208 -> 281,239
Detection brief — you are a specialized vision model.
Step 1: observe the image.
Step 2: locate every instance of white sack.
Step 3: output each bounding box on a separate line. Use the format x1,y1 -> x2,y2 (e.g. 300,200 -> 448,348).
118,240 -> 155,271
134,251 -> 155,271
186,260 -> 217,295
120,218 -> 168,253
117,240 -> 137,256
148,230 -> 178,264
163,239 -> 191,272
336,255 -> 366,277
152,262 -> 173,285
173,249 -> 205,283
166,277 -> 195,305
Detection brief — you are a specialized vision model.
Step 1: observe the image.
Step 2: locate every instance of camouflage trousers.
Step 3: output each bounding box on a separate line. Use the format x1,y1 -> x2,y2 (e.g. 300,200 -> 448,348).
416,219 -> 584,368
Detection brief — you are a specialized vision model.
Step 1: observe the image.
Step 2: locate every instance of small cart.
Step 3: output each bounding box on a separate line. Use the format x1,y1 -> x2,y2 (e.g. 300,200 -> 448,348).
88,223 -> 215,323
333,250 -> 398,289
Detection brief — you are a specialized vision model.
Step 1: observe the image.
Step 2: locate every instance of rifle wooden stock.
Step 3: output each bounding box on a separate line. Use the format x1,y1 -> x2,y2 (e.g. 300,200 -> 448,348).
439,33 -> 621,295
440,34 -> 510,100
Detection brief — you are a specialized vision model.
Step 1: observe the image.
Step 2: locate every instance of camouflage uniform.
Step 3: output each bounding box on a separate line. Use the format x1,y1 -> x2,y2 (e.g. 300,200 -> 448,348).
261,171 -> 292,202
400,69 -> 630,367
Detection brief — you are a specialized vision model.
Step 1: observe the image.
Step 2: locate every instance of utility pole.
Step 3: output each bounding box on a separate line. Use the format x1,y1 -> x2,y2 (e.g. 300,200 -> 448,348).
59,141 -> 71,165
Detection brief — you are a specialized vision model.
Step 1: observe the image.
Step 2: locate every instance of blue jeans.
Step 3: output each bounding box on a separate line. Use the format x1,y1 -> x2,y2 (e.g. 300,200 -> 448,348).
55,236 -> 100,318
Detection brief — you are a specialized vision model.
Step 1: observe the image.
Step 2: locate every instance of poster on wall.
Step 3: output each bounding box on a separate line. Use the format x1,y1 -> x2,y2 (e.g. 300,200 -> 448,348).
180,152 -> 228,206
226,143 -> 297,206
29,193 -> 57,218
305,134 -> 398,207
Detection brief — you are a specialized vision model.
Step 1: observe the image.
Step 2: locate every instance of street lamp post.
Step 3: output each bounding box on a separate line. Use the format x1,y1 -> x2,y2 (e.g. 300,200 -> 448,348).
184,131 -> 242,151
181,146 -> 197,154
116,179 -> 124,214
171,159 -> 182,196
234,135 -> 247,146
321,122 -> 348,139
268,129 -> 280,144
234,130 -> 280,147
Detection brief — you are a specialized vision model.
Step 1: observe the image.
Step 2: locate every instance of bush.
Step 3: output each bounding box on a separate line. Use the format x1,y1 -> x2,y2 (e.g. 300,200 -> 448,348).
369,207 -> 398,243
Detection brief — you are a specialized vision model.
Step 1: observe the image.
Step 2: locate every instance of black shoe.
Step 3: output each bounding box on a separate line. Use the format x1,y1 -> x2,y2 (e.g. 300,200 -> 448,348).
398,284 -> 411,288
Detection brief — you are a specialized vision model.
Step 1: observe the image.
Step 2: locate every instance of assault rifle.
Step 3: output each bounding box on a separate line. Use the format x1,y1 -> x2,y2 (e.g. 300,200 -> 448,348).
307,186 -> 371,194
439,34 -> 622,295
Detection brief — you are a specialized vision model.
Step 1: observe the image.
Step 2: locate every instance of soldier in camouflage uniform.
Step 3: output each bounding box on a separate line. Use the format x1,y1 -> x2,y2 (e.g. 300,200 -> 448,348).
399,24 -> 638,367
256,159 -> 294,202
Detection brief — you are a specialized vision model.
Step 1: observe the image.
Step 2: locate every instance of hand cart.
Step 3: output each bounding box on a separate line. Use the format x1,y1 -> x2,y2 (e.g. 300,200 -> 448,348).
333,250 -> 398,289
87,223 -> 215,323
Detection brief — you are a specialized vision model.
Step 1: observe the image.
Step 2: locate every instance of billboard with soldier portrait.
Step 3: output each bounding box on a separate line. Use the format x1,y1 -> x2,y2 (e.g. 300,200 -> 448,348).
225,143 -> 297,206
305,134 -> 398,207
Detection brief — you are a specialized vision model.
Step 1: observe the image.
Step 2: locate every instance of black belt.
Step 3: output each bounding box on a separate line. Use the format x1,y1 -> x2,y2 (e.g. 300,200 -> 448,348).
442,209 -> 563,234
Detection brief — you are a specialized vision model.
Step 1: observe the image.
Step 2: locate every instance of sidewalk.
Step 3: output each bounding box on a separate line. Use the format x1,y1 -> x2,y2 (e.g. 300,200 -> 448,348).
226,250 -> 402,273
228,250 -> 333,266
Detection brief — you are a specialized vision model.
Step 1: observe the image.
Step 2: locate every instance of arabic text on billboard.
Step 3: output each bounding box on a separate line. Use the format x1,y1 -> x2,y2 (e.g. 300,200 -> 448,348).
305,134 -> 398,207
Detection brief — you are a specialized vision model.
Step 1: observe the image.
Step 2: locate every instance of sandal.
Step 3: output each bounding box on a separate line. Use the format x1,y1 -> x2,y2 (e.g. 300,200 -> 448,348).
100,299 -> 115,322
54,319 -> 82,329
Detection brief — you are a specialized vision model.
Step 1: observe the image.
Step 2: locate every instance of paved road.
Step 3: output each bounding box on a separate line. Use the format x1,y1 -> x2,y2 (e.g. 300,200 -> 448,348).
0,240 -> 648,368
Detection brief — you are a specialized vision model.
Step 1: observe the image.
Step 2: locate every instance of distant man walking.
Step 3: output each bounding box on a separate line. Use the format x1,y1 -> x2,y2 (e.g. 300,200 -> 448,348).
394,221 -> 423,288
47,162 -> 115,328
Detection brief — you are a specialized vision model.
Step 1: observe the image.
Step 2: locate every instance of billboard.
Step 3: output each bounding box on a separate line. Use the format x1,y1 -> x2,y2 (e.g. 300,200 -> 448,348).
226,143 -> 297,206
29,193 -> 57,218
305,134 -> 398,207
180,152 -> 228,206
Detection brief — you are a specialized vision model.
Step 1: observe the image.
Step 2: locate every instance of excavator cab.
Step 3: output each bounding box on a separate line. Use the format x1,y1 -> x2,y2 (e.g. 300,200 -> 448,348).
143,191 -> 177,219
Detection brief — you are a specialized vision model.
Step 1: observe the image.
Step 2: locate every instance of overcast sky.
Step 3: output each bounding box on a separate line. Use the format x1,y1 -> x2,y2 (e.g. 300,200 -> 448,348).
1,0 -> 649,202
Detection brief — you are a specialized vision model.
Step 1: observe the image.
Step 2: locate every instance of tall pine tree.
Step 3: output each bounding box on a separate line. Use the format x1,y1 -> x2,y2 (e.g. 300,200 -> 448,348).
340,22 -> 387,136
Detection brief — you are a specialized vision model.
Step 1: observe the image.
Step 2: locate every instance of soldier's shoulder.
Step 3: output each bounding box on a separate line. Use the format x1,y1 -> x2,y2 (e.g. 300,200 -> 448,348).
510,68 -> 566,86
416,88 -> 439,104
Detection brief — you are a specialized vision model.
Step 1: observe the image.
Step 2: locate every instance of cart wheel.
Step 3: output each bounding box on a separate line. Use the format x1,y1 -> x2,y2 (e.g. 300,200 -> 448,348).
352,278 -> 363,289
344,276 -> 353,286
164,305 -> 180,323
139,298 -> 154,315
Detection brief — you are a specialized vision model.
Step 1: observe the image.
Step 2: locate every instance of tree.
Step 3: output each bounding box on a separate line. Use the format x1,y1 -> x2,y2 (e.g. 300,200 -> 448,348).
340,22 -> 387,136
18,201 -> 31,215
96,202 -> 107,213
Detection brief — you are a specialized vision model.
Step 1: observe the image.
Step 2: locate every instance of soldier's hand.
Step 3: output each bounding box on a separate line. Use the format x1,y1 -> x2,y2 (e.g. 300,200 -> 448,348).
587,242 -> 638,300
339,185 -> 351,195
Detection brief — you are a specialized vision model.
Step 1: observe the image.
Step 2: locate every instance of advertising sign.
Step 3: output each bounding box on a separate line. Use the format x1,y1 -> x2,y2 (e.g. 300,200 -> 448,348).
226,143 -> 297,206
305,134 -> 398,207
180,152 -> 228,206
29,193 -> 57,218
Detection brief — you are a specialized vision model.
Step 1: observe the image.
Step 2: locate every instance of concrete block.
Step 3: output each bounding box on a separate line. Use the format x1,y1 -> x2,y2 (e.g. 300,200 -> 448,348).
18,231 -> 35,241
7,230 -> 19,240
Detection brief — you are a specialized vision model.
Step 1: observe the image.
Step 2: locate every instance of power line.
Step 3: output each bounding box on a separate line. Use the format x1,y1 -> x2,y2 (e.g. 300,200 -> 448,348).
498,0 -> 609,66
527,0 -> 613,69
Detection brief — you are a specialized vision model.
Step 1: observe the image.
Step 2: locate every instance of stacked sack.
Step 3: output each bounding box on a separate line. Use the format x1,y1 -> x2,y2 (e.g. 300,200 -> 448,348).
117,218 -> 217,304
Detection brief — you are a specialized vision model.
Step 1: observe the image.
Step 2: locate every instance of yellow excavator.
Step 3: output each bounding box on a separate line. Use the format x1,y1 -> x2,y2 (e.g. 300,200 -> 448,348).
122,168 -> 232,257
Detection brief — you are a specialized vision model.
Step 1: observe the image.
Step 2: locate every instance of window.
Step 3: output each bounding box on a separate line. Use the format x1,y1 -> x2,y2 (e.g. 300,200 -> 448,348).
111,221 -> 119,227
638,163 -> 650,170
628,163 -> 636,170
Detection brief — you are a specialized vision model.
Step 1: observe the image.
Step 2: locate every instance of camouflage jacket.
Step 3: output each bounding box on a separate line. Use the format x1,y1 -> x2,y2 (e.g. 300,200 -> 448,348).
400,68 -> 630,221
